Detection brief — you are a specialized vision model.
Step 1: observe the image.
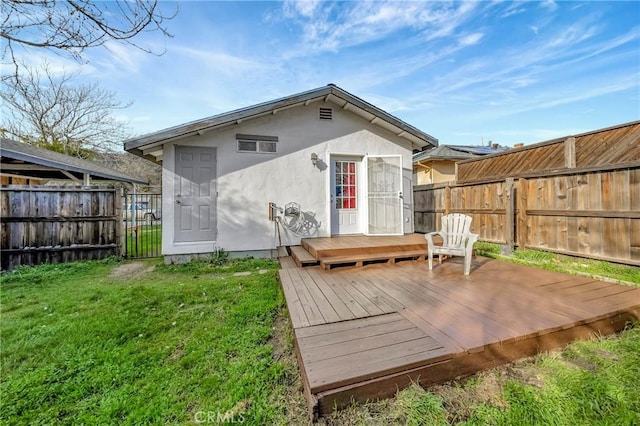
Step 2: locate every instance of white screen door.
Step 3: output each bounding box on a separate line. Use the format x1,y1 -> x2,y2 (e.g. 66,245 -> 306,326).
366,155 -> 403,235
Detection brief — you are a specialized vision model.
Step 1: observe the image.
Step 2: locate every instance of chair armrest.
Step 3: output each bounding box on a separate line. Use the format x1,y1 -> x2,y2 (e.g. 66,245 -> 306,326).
425,231 -> 444,248
465,233 -> 479,249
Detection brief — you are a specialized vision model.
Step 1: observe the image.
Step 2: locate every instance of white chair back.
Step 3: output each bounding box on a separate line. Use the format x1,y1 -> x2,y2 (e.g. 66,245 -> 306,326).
442,214 -> 473,249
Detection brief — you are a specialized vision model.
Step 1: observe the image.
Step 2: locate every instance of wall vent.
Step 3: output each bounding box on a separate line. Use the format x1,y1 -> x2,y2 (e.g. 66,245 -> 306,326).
319,107 -> 333,120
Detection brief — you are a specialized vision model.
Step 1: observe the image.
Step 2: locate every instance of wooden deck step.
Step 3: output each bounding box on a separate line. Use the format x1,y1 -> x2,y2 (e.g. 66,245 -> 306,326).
277,245 -> 289,258
320,250 -> 426,270
302,234 -> 427,259
290,245 -> 320,267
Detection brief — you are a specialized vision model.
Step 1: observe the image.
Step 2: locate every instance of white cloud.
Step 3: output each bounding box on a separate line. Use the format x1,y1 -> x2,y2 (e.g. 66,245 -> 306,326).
545,22 -> 598,48
541,0 -> 559,12
501,7 -> 526,18
283,0 -> 322,18
103,41 -> 148,74
173,46 -> 273,75
459,32 -> 484,46
280,1 -> 481,54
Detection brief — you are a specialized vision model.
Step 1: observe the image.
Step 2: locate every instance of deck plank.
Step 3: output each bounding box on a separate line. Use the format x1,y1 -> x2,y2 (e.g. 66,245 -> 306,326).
296,312 -> 406,339
315,270 -> 371,319
276,235 -> 640,418
296,269 -> 342,324
286,268 -> 326,326
396,266 -> 594,332
305,269 -> 358,322
300,313 -> 451,392
298,317 -> 414,350
327,272 -> 388,317
307,337 -> 450,392
278,269 -> 309,328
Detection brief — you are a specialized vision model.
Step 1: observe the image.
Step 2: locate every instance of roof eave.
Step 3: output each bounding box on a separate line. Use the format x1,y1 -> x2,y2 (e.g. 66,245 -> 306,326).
124,85 -> 438,154
1,145 -> 148,185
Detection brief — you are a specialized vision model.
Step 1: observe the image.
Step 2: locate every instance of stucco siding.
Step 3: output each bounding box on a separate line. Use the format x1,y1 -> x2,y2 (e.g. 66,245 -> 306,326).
162,103 -> 415,256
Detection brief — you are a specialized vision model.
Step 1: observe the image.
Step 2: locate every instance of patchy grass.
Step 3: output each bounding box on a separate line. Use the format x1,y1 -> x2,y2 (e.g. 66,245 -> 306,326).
2,252 -> 638,425
474,242 -> 640,286
1,257 -> 289,424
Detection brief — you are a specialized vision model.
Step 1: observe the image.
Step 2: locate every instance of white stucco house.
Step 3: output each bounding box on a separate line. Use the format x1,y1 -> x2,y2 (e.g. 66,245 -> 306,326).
124,84 -> 438,261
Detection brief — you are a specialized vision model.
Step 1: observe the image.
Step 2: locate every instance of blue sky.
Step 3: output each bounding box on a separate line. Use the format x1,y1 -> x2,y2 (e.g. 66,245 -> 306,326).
17,0 -> 640,147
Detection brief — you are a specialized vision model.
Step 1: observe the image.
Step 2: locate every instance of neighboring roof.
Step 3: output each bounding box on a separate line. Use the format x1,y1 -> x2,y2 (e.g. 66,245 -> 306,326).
413,145 -> 507,163
0,138 -> 148,184
124,84 -> 438,160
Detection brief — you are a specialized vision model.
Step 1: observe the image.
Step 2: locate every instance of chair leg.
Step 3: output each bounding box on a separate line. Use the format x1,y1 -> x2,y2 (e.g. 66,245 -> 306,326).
438,254 -> 442,264
428,251 -> 433,270
464,254 -> 471,275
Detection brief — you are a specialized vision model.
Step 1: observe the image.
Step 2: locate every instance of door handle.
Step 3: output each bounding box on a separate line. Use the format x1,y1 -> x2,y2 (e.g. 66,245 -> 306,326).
176,200 -> 181,204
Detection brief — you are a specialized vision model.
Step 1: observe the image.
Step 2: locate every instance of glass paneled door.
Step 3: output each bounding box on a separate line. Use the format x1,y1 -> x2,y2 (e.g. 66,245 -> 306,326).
366,155 -> 403,235
331,157 -> 362,235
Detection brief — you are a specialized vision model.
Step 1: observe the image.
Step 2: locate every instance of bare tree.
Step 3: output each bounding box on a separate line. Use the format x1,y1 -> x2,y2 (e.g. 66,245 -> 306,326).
1,63 -> 131,158
99,151 -> 162,189
1,0 -> 175,71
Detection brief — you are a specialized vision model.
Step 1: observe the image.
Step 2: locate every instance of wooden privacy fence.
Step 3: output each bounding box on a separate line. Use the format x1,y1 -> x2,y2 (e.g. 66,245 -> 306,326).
414,165 -> 640,267
1,186 -> 123,271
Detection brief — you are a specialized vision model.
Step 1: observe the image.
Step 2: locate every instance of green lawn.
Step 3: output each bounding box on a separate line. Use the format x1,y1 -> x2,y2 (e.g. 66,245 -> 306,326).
124,224 -> 162,258
1,253 -> 638,425
0,257 -> 289,425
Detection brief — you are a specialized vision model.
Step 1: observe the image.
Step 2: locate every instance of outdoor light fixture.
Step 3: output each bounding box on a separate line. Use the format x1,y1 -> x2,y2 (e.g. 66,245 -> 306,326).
311,152 -> 318,166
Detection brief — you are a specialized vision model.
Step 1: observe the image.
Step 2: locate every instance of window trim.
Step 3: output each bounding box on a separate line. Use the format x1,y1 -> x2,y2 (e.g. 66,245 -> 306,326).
236,134 -> 278,154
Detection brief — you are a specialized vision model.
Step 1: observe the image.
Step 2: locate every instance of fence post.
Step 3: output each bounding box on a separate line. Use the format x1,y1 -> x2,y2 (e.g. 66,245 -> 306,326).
564,137 -> 576,168
444,185 -> 451,215
116,188 -> 124,256
504,178 -> 514,254
516,178 -> 528,250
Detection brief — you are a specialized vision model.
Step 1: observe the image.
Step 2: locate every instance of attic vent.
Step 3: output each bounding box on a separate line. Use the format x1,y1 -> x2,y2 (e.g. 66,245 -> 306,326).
319,107 -> 333,120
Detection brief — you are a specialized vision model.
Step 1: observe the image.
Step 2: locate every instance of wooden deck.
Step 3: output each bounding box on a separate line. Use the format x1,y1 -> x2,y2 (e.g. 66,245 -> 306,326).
278,236 -> 640,418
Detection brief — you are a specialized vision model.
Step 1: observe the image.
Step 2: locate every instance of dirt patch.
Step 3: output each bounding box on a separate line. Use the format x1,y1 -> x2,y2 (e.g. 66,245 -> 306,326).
167,341 -> 186,362
109,261 -> 155,279
268,313 -> 290,362
267,312 -> 311,425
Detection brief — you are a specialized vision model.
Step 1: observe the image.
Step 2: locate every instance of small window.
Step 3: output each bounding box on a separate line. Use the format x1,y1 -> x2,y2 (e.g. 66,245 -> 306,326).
238,140 -> 257,152
319,107 -> 333,120
236,133 -> 278,153
258,141 -> 276,153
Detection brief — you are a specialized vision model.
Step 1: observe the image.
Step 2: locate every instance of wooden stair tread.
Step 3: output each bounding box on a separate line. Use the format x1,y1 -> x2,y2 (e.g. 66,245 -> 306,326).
302,235 -> 428,259
290,245 -> 320,266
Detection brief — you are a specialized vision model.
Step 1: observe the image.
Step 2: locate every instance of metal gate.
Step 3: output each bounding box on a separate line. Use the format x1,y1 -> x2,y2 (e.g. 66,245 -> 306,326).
122,192 -> 162,258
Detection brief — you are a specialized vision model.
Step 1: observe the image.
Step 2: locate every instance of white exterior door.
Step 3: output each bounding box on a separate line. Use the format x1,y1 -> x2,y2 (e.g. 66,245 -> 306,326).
330,157 -> 362,235
174,146 -> 217,242
366,155 -> 403,235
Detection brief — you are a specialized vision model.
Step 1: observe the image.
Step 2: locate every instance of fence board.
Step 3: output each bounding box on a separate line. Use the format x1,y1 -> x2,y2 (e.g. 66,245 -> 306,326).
414,166 -> 640,266
0,186 -> 122,271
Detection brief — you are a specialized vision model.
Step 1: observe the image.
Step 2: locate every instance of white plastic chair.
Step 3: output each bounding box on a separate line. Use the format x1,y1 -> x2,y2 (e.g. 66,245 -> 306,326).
425,214 -> 479,275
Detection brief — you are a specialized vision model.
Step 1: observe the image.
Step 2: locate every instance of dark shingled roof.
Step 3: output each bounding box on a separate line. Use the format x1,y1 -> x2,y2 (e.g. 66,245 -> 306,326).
413,145 -> 507,163
1,138 -> 147,184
